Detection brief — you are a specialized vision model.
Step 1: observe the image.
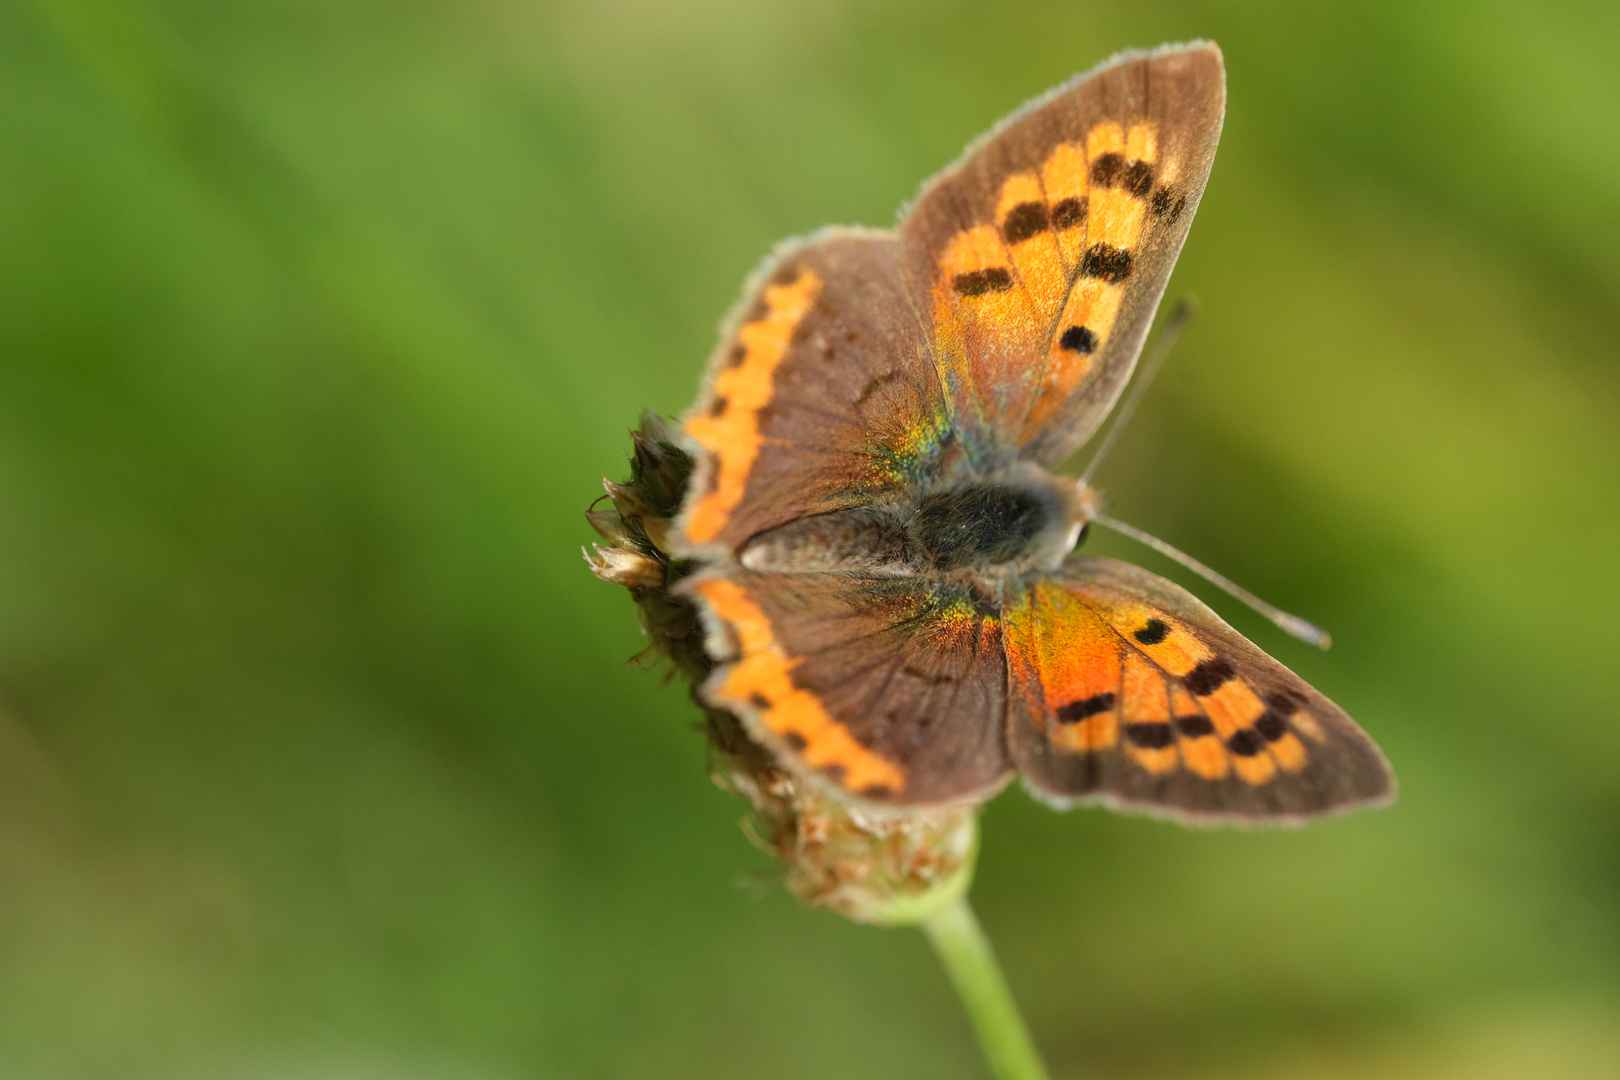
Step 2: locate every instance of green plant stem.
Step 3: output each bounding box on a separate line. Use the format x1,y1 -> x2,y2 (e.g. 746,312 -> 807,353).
922,895 -> 1051,1080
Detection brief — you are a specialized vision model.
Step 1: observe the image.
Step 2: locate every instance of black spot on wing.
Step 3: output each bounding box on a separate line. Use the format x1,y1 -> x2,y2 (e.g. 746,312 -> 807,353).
1255,710 -> 1289,742
1057,692 -> 1115,723
1226,729 -> 1264,756
1150,187 -> 1186,221
1133,618 -> 1168,645
1058,325 -> 1096,354
1089,153 -> 1125,187
1124,722 -> 1175,749
1002,202 -> 1050,244
953,268 -> 1014,296
1051,196 -> 1087,229
1122,160 -> 1154,197
1173,714 -> 1215,738
1080,244 -> 1133,284
1184,658 -> 1235,696
1266,689 -> 1307,712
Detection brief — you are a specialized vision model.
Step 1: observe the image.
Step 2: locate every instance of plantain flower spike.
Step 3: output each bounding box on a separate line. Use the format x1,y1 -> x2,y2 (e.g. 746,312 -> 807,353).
585,411 -> 978,925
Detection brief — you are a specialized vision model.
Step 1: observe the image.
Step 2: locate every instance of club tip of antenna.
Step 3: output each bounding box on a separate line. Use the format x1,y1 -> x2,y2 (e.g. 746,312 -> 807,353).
1276,613 -> 1332,650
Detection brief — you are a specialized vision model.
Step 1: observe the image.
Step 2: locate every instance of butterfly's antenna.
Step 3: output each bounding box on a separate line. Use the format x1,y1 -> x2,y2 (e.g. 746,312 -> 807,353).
1079,297 -> 1198,488
1091,513 -> 1333,649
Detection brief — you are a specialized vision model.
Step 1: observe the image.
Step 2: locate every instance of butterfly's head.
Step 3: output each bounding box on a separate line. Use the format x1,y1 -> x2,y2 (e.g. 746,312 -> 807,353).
1036,476 -> 1101,569
1070,479 -> 1103,537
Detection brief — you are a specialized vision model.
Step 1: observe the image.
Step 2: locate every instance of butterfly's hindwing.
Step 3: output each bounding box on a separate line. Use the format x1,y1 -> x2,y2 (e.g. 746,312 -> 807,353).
685,570 -> 1012,805
1006,556 -> 1394,823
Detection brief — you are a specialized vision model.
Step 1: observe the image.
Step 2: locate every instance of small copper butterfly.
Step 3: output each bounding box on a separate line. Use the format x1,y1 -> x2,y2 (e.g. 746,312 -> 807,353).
658,41 -> 1393,823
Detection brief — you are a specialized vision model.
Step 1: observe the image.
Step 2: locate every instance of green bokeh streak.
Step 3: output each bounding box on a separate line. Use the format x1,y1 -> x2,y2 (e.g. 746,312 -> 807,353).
0,0 -> 1616,1077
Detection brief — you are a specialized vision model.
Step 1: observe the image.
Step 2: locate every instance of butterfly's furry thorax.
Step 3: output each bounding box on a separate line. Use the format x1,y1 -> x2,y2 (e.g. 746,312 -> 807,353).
739,464 -> 1100,582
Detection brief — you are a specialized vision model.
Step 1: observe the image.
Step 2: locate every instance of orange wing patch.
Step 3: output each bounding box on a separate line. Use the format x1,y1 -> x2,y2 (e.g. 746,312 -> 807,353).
935,225 -> 1033,337
1005,585 -> 1121,753
1021,122 -> 1171,439
1170,682 -> 1228,781
1268,726 -> 1309,772
693,577 -> 905,796
1119,651 -> 1177,774
1289,707 -> 1327,744
929,224 -> 1044,431
1095,605 -> 1317,786
928,119 -> 1192,444
995,171 -> 1067,328
1041,142 -> 1089,267
1010,560 -> 1368,809
683,269 -> 823,544
1199,677 -> 1264,738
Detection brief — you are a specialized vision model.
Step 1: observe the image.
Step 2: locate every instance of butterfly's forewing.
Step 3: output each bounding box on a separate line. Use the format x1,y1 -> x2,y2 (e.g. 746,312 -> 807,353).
1005,556 -> 1394,824
899,42 -> 1224,466
684,570 -> 1012,805
674,230 -> 949,559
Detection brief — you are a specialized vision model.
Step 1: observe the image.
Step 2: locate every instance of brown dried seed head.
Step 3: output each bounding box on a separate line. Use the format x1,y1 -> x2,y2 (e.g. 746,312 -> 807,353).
585,508 -> 632,544
583,544 -> 664,588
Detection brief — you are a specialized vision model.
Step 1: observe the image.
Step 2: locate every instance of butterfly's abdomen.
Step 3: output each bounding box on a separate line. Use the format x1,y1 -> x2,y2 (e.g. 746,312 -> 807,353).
739,507 -> 921,575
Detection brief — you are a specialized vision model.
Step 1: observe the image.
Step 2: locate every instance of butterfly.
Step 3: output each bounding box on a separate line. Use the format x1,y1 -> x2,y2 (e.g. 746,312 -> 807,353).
667,41 -> 1394,824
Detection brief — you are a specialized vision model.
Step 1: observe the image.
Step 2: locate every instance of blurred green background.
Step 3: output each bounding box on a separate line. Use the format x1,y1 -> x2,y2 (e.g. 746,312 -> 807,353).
1,0 -> 1617,1076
